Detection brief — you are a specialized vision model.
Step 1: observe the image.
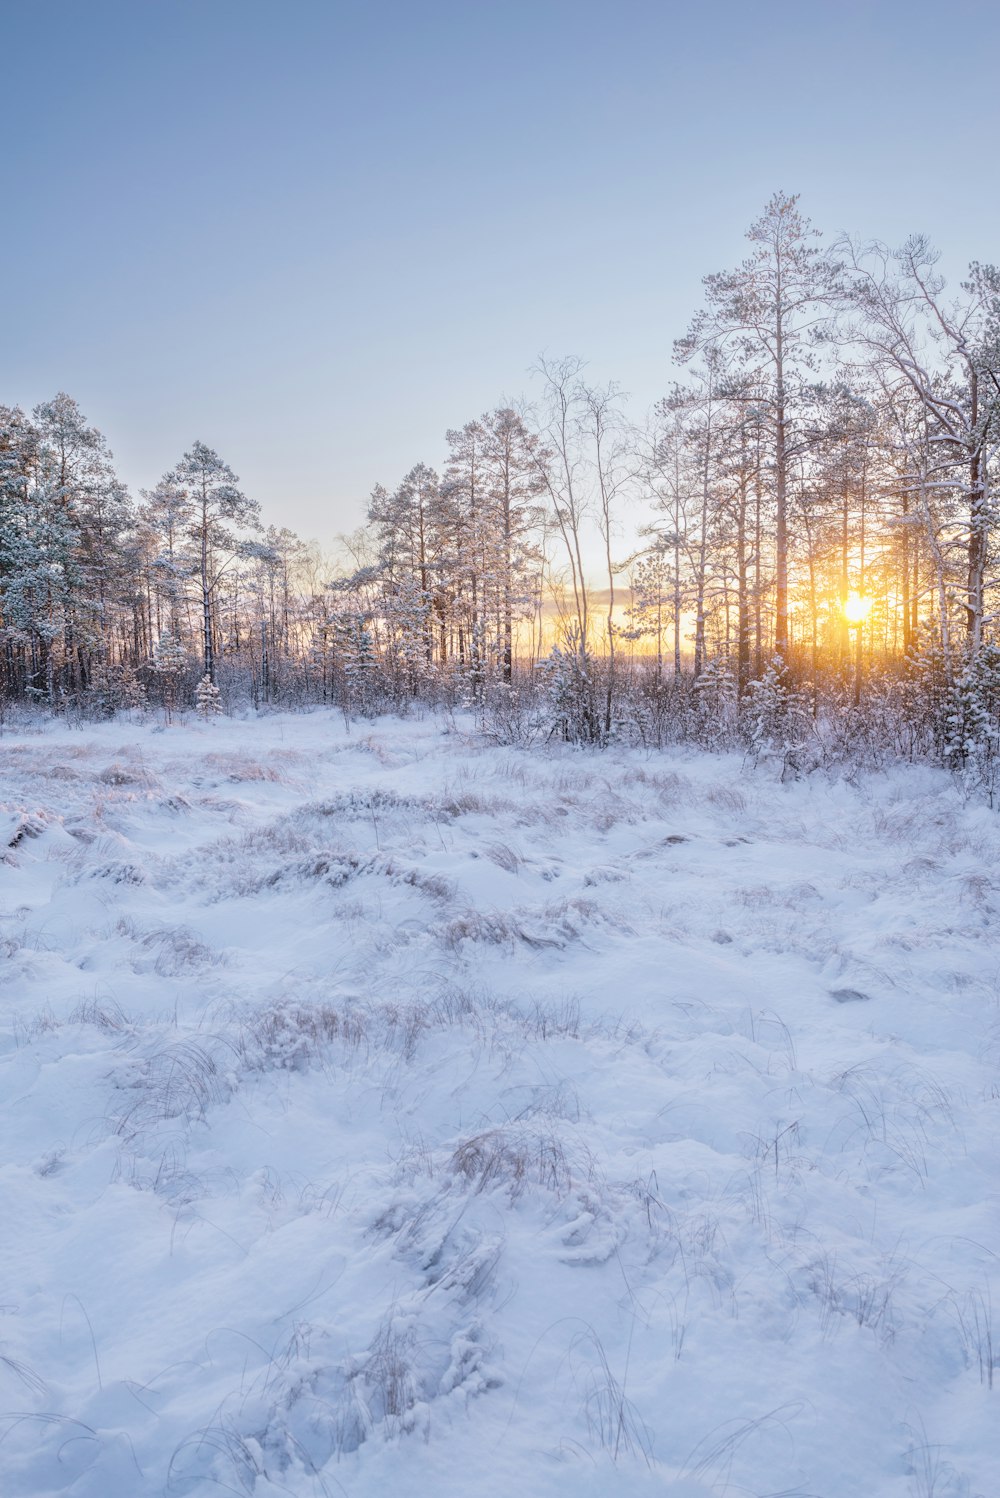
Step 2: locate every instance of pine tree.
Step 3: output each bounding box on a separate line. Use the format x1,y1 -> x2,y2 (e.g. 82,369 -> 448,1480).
167,443 -> 261,684
368,466 -> 439,671
678,194 -> 842,659
33,394 -> 134,691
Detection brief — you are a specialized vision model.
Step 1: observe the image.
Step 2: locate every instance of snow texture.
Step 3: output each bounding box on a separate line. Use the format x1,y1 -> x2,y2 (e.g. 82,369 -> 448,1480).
1,709 -> 998,1497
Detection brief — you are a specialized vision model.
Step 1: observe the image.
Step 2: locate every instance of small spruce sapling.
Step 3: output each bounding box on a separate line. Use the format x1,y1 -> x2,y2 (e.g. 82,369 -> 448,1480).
195,673 -> 223,719
542,624 -> 602,744
151,632 -> 188,723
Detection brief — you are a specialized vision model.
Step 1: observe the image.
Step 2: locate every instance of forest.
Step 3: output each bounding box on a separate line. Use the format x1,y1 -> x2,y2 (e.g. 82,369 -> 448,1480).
3,194 -> 999,775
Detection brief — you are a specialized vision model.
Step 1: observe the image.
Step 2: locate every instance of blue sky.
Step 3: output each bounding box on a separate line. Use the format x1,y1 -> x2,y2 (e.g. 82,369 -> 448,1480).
4,0 -> 999,548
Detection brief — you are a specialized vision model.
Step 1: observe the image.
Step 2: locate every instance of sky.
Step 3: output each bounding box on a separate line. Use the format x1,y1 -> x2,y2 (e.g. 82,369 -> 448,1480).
3,0 -> 1000,554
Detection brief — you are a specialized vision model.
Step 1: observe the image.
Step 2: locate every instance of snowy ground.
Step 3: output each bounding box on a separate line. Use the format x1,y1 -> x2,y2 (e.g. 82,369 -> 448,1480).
1,708 -> 998,1498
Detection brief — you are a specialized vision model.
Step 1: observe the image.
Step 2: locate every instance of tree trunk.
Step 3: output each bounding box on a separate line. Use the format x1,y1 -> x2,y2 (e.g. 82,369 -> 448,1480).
201,493 -> 214,683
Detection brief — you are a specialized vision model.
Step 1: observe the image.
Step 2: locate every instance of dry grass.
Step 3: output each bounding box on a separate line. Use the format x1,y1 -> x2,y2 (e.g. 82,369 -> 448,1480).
438,909 -> 567,952
137,924 -> 222,975
483,841 -> 524,873
243,1001 -> 370,1070
98,761 -> 158,788
111,1037 -> 236,1142
68,997 -> 135,1033
449,1125 -> 574,1199
200,752 -> 287,783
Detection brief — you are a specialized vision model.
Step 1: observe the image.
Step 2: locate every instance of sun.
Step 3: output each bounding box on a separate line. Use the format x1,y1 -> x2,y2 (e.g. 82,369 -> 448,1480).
843,592 -> 872,625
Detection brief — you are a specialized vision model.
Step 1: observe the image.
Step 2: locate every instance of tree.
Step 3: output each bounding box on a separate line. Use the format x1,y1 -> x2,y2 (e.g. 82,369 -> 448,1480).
479,407 -> 548,682
33,394 -> 134,675
152,631 -> 187,722
443,419 -> 487,685
368,465 -> 441,674
167,442 -> 260,683
622,543 -> 673,680
678,193 -> 841,659
0,396 -> 133,702
532,357 -> 592,653
641,409 -> 691,676
657,364 -> 725,679
140,476 -> 195,642
578,382 -> 634,730
195,672 -> 223,718
839,236 -> 1000,656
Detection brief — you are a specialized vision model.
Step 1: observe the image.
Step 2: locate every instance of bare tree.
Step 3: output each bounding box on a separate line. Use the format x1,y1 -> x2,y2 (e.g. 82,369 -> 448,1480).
838,236 -> 1000,654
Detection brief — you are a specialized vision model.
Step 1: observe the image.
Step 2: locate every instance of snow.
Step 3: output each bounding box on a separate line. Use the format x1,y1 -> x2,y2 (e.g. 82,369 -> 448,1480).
0,709 -> 997,1497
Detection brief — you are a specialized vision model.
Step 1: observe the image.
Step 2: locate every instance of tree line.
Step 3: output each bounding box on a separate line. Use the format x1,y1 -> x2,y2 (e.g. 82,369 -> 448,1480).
2,193 -> 999,754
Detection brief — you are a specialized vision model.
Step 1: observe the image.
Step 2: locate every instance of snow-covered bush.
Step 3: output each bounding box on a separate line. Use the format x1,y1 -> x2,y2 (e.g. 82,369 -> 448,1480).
942,644 -> 1000,803
479,679 -> 545,745
688,656 -> 738,747
540,630 -> 603,744
337,612 -> 380,717
902,626 -> 955,760
739,656 -> 812,760
79,662 -> 147,718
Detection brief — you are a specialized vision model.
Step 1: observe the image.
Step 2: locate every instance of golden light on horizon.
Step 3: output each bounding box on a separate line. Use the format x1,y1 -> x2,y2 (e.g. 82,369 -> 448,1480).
843,592 -> 872,626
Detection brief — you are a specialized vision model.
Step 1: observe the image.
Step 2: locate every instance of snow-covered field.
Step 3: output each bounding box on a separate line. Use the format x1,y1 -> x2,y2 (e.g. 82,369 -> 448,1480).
1,709 -> 997,1498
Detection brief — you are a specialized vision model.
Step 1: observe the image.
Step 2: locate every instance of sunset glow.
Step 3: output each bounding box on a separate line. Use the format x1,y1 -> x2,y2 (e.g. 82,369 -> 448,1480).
843,592 -> 872,626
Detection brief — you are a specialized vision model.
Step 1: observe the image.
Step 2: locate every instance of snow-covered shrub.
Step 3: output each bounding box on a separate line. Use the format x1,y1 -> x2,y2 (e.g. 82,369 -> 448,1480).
624,668 -> 695,749
739,656 -> 812,761
942,644 -> 1000,802
689,656 -> 738,747
540,629 -> 603,744
336,611 -> 380,716
80,662 -> 147,718
943,645 -> 1000,758
479,679 -> 544,746
902,626 -> 956,760
812,674 -> 917,771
